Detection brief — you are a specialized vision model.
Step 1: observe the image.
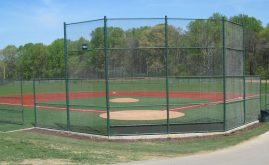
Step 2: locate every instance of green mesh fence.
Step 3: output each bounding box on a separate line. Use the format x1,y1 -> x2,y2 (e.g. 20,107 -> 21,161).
0,80 -> 24,125
245,76 -> 261,123
34,79 -> 67,130
224,21 -> 244,130
32,17 -> 261,136
67,20 -> 107,135
265,79 -> 269,110
267,80 -> 269,110
260,75 -> 267,110
166,19 -> 224,133
0,47 -> 24,126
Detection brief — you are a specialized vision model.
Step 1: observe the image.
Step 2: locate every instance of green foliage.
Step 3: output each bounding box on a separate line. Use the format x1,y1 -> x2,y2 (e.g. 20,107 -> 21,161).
230,14 -> 263,32
1,45 -> 19,80
259,24 -> 269,41
1,13 -> 268,80
125,26 -> 150,47
89,26 -> 126,48
47,39 -> 65,78
256,25 -> 269,73
230,14 -> 264,75
19,43 -> 49,79
175,15 -> 223,76
256,66 -> 268,78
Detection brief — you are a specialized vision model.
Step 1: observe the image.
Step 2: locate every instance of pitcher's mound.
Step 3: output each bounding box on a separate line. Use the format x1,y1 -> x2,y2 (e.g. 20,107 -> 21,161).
99,110 -> 185,120
110,98 -> 139,103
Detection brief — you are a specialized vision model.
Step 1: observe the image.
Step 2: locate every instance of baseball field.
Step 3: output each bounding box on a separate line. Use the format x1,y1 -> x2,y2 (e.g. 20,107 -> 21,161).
0,77 -> 262,135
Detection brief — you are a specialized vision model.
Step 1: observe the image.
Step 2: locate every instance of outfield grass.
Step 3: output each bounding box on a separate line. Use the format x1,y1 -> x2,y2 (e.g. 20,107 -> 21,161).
48,96 -> 210,109
29,78 -> 224,94
0,123 -> 268,164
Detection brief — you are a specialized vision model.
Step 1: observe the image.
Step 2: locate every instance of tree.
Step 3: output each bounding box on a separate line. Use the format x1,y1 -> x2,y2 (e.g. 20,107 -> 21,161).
230,14 -> 263,75
179,13 -> 225,76
0,58 -> 4,80
88,27 -> 126,78
1,45 -> 18,79
19,43 -> 49,79
256,24 -> 269,77
47,39 -> 65,78
138,24 -> 182,76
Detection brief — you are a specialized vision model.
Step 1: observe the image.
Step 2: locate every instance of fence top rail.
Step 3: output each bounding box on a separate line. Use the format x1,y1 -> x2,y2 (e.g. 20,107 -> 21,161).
65,17 -> 242,26
65,18 -> 104,25
67,46 -> 219,53
33,78 -> 66,81
31,75 -> 260,81
225,20 -> 244,26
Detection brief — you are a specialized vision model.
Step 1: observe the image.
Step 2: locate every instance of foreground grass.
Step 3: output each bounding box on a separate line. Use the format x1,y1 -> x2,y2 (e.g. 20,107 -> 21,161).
0,123 -> 269,164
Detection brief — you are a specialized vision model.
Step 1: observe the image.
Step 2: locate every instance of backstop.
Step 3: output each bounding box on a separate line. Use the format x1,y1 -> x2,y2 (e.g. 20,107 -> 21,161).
33,16 -> 261,136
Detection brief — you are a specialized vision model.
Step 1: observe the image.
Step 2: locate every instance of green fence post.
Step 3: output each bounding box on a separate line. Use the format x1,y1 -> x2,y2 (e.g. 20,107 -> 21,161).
264,76 -> 269,109
266,57 -> 269,109
222,17 -> 227,131
164,16 -> 170,134
20,77 -> 24,123
265,54 -> 269,109
260,77 -> 262,110
33,78 -> 37,127
104,16 -> 110,136
243,25 -> 246,124
64,22 -> 71,131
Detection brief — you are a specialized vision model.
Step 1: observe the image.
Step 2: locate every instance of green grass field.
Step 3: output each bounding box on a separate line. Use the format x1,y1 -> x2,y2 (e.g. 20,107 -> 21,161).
34,79 -> 225,134
0,123 -> 268,164
0,78 -> 265,135
0,78 -> 266,164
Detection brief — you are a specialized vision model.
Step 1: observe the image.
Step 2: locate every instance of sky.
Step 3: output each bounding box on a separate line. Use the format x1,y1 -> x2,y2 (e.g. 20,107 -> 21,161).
0,0 -> 269,49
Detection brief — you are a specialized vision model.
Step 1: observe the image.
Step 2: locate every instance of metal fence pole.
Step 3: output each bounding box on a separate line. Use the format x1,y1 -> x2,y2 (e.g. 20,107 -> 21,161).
104,16 -> 110,136
164,16 -> 170,134
264,76 -> 269,109
243,25 -> 246,123
260,77 -> 262,110
222,17 -> 227,131
33,79 -> 37,126
20,77 -> 24,123
64,22 -> 71,131
265,55 -> 269,109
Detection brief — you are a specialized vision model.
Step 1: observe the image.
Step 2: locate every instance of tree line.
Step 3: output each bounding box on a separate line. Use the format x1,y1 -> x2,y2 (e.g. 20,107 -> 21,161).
0,13 -> 269,80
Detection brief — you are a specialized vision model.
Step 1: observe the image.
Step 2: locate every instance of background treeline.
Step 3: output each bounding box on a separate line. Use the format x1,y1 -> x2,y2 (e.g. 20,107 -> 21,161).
0,13 -> 269,80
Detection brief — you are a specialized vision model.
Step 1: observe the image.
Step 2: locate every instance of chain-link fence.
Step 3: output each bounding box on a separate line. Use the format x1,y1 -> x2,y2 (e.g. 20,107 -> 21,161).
0,79 -> 24,124
32,17 -> 261,136
261,51 -> 269,111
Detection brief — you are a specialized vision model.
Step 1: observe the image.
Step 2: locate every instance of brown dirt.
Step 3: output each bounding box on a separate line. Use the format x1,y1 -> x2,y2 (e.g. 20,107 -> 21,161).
99,110 -> 185,120
109,98 -> 139,103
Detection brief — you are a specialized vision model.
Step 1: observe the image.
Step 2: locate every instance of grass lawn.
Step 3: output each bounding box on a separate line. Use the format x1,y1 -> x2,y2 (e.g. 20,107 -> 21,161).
0,123 -> 268,164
